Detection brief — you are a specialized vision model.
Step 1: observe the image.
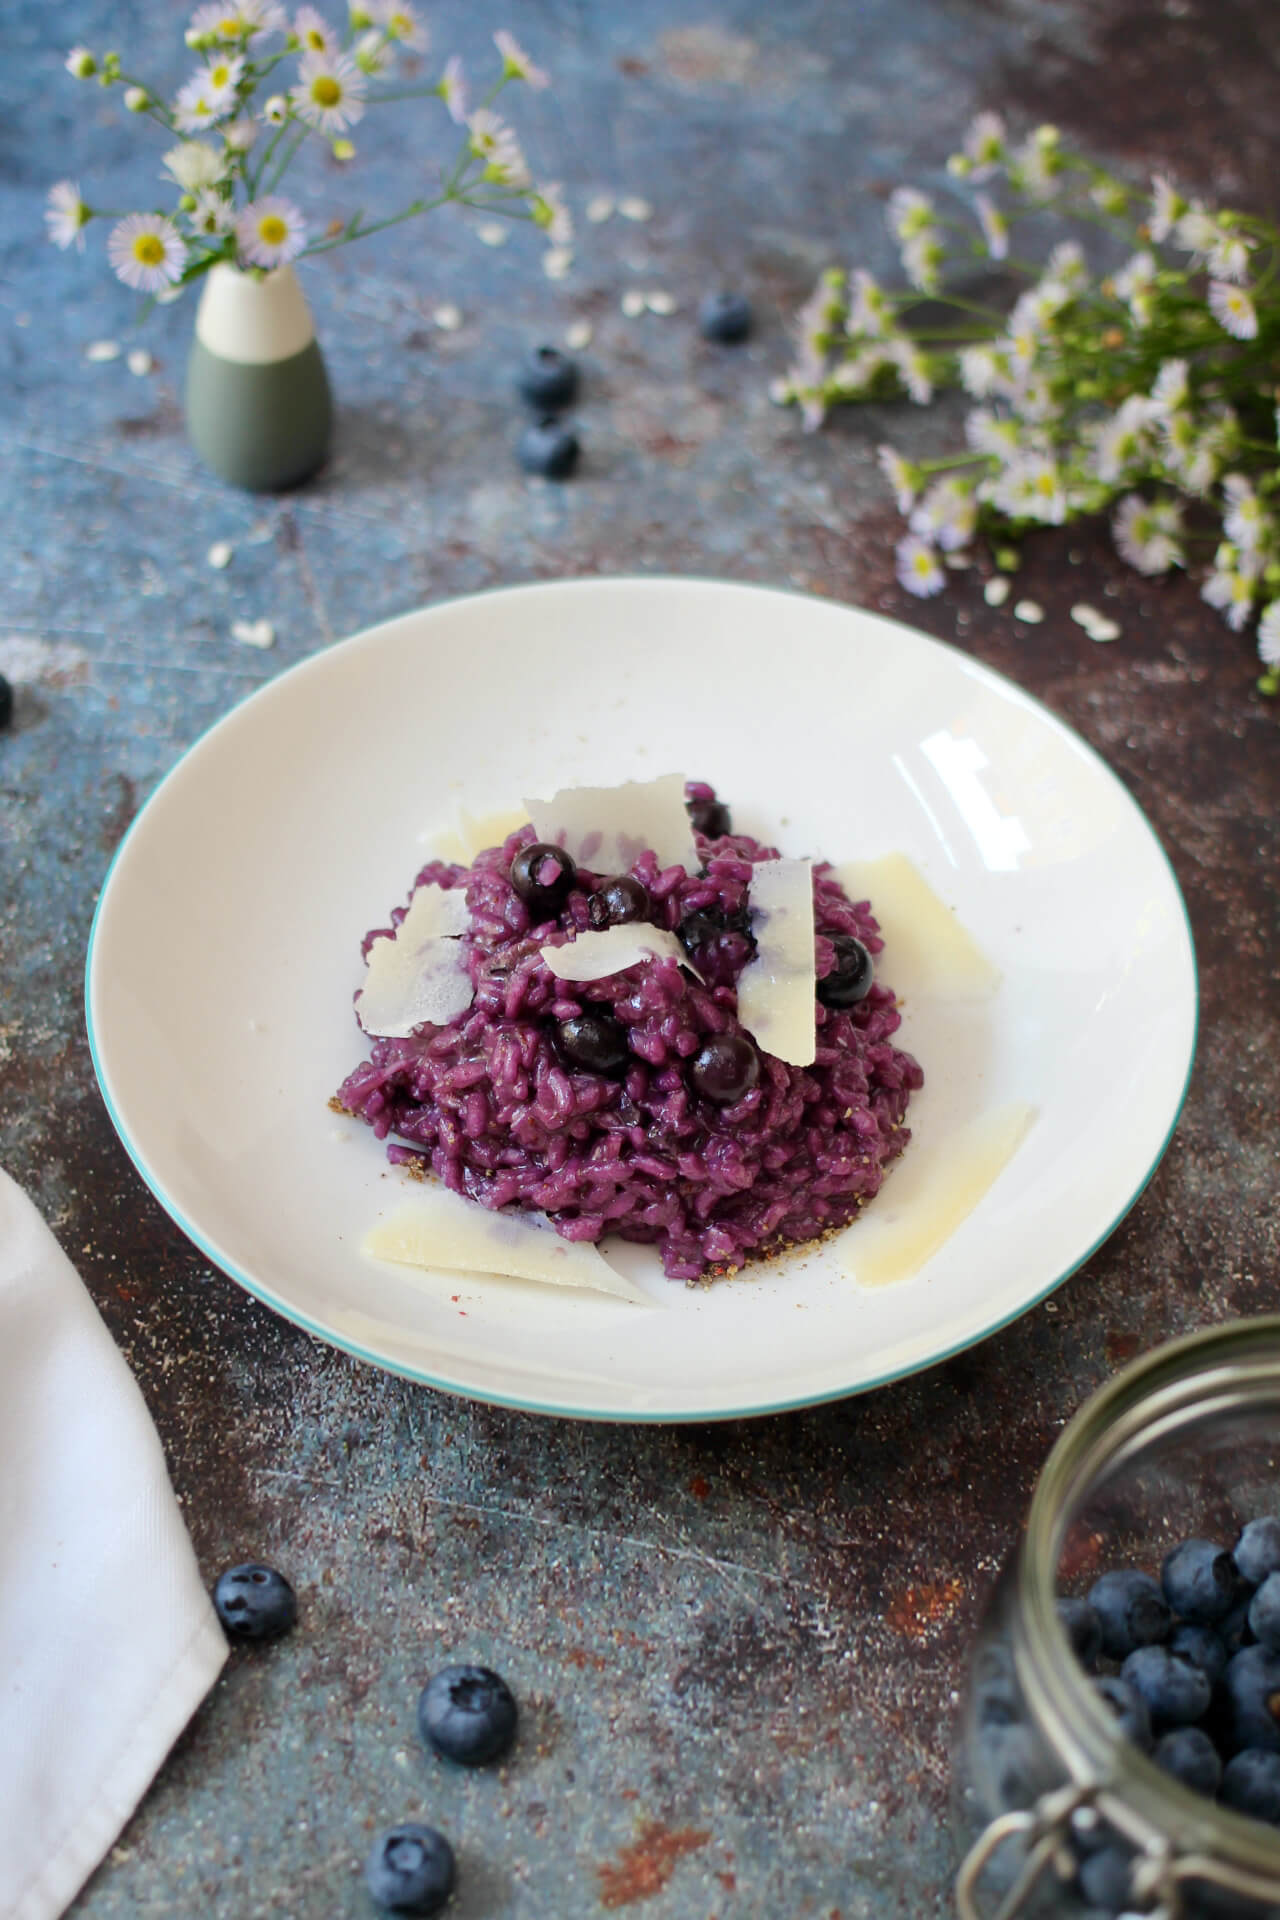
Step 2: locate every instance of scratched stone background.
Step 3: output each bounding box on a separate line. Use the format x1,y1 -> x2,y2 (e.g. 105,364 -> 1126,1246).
2,0 -> 1279,1915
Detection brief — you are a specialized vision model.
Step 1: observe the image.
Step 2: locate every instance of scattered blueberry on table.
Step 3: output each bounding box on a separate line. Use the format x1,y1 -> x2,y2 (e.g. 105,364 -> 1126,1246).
364,1823 -> 456,1916
517,417 -> 580,479
212,1562 -> 297,1641
697,290 -> 752,343
516,344 -> 579,412
418,1664 -> 518,1767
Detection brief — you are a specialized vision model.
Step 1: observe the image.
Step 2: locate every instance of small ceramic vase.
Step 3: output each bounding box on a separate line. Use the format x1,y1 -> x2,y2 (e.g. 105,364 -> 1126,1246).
185,262 -> 332,492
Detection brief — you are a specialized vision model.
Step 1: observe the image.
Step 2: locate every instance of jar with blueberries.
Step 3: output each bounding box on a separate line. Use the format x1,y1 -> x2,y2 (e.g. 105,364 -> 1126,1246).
957,1319 -> 1280,1919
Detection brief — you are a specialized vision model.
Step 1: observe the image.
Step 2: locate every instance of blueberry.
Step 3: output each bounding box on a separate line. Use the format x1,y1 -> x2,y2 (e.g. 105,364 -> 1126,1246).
1088,1569 -> 1171,1658
1057,1596 -> 1104,1667
697,291 -> 752,344
510,842 -> 576,918
364,1823 -> 456,1914
676,906 -> 749,955
0,673 -> 12,732
1162,1538 -> 1237,1623
1235,1517 -> 1280,1588
1153,1726 -> 1223,1796
1223,1645 -> 1280,1753
517,417 -> 579,479
557,1012 -> 629,1073
516,344 -> 579,412
1249,1572 -> 1280,1651
689,1034 -> 760,1105
687,795 -> 732,838
1219,1594 -> 1256,1655
1121,1644 -> 1213,1731
1170,1622 -> 1230,1685
1077,1843 -> 1135,1912
587,876 -> 650,928
971,1641 -> 1021,1730
1093,1674 -> 1153,1751
418,1664 -> 517,1767
816,935 -> 874,1009
212,1562 -> 296,1641
972,1721 -> 1052,1815
1222,1748 -> 1280,1825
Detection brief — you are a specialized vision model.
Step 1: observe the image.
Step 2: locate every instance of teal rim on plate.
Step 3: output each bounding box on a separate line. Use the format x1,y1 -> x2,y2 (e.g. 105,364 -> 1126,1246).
85,577 -> 1199,1423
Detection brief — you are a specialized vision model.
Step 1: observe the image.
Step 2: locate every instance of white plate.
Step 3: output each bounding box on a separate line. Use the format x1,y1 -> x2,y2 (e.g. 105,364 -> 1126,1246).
86,579 -> 1196,1421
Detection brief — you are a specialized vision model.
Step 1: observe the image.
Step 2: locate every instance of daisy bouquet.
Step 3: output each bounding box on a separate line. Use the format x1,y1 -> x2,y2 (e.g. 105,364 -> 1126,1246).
774,115 -> 1280,693
48,5 -> 569,297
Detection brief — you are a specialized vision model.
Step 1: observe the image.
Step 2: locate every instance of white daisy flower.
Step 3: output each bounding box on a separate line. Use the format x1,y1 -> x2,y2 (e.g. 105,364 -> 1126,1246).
355,28 -> 394,74
1013,374 -> 1061,427
195,52 -> 245,112
531,183 -> 573,249
958,343 -> 1011,400
45,180 -> 90,251
235,195 -> 307,268
795,274 -> 844,355
975,193 -> 1008,261
1112,494 -> 1183,575
895,534 -> 945,598
963,111 -> 1005,181
847,269 -> 892,340
293,5 -> 340,53
964,408 -> 1020,457
291,52 -> 366,131
1208,230 -> 1254,284
1089,394 -> 1155,484
1010,133 -> 1062,200
493,30 -> 549,88
438,54 -> 468,124
188,0 -> 285,41
1222,473 -> 1269,553
900,231 -> 943,293
876,444 -> 919,514
1113,250 -> 1156,302
369,0 -> 429,47
888,338 -> 932,405
66,47 -> 96,78
189,187 -> 235,236
173,79 -> 221,133
164,140 -> 226,191
1044,240 -> 1086,292
1173,201 -> 1219,263
262,93 -> 288,124
1148,358 -> 1188,416
910,477 -> 977,552
1149,173 -> 1184,243
1208,279 -> 1258,341
1091,179 -> 1128,217
987,452 -> 1067,525
107,212 -> 186,293
466,109 -> 529,187
1202,564 -> 1257,631
223,115 -> 257,151
1256,600 -> 1280,669
886,187 -> 935,241
833,345 -> 891,394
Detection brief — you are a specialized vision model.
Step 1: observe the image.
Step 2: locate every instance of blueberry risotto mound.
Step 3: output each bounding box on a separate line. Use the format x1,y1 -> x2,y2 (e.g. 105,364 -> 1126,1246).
337,784 -> 923,1282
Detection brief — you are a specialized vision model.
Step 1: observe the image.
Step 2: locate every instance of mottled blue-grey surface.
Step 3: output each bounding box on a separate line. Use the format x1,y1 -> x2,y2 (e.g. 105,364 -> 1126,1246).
2,1 -> 1278,1915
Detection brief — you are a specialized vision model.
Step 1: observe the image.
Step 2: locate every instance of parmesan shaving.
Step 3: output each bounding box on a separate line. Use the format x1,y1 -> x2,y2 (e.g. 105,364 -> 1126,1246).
523,773 -> 698,876
356,884 -> 473,1037
736,858 -> 816,1066
365,1185 -> 651,1304
836,855 -> 1000,1000
540,922 -> 691,982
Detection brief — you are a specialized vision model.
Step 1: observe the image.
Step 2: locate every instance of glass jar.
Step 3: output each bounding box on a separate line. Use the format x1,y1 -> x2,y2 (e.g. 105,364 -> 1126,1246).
956,1320 -> 1280,1919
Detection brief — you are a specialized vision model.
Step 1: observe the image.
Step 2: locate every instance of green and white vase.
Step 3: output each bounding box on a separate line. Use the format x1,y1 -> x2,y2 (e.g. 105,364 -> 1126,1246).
185,262 -> 332,492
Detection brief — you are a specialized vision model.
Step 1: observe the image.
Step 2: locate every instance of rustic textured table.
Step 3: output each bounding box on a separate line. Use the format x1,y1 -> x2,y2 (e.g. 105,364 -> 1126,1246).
3,1 -> 1278,1913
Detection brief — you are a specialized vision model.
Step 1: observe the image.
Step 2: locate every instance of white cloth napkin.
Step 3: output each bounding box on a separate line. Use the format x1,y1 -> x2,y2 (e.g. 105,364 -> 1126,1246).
0,1168 -> 228,1920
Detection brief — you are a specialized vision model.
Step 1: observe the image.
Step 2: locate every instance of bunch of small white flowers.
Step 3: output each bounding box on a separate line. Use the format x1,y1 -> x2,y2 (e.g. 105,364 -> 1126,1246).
773,113 -> 1280,694
48,8 -> 569,306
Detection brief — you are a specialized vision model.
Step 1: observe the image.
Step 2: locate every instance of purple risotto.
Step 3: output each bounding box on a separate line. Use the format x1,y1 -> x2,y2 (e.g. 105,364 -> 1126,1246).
337,783 -> 923,1282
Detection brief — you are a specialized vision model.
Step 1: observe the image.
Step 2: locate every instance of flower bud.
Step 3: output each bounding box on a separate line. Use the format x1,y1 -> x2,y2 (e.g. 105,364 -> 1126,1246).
179,193 -> 198,212
332,137 -> 355,161
1034,124 -> 1061,148
124,85 -> 149,111
65,47 -> 96,78
946,153 -> 971,177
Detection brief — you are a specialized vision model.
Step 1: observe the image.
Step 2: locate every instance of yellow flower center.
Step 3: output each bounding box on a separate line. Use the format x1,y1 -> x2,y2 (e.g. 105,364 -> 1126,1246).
305,27 -> 324,46
912,553 -> 932,576
389,10 -> 409,32
218,15 -> 241,33
311,74 -> 341,106
1034,473 -> 1056,497
133,232 -> 166,267
257,214 -> 288,245
212,63 -> 231,83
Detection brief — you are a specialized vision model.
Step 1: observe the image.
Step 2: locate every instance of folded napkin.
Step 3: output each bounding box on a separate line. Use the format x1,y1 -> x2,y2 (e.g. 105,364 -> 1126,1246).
0,1168 -> 227,1920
